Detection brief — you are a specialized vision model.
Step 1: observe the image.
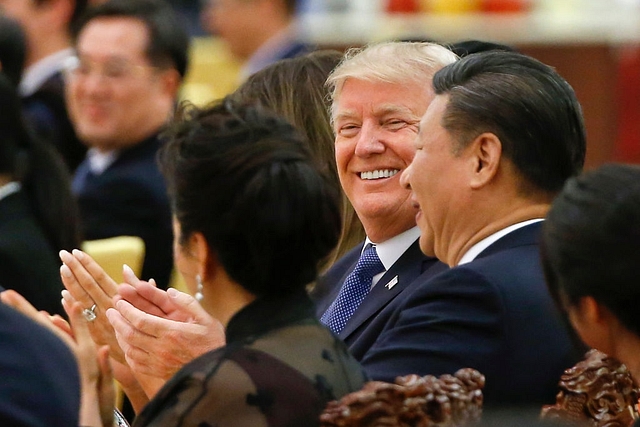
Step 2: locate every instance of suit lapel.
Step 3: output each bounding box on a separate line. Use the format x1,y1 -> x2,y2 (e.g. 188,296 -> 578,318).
312,244 -> 363,317
339,240 -> 430,340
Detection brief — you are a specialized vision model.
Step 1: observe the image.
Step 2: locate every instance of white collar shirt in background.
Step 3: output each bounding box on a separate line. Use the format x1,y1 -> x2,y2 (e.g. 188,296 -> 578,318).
19,48 -> 74,97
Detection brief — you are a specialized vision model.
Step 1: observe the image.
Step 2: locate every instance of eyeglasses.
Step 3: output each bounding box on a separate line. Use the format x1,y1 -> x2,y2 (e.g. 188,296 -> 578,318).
63,55 -> 156,83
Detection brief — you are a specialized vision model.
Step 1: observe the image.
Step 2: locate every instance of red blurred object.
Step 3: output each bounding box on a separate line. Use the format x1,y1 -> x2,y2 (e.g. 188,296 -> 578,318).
481,0 -> 530,13
386,0 -> 420,13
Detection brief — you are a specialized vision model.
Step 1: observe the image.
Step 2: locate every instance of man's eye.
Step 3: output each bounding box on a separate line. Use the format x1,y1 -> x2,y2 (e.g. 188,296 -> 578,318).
386,120 -> 407,130
104,63 -> 128,78
338,125 -> 360,137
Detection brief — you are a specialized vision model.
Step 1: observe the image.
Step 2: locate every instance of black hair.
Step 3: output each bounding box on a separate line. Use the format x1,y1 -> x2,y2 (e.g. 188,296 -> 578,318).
158,99 -> 342,296
448,39 -> 517,57
72,0 -> 189,78
541,163 -> 640,337
432,50 -> 586,195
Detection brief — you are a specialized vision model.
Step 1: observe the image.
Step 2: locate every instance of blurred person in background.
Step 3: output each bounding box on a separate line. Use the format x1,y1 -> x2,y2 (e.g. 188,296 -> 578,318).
200,0 -> 311,81
0,14 -> 26,88
67,0 -> 189,291
0,71 -> 80,317
0,0 -> 88,172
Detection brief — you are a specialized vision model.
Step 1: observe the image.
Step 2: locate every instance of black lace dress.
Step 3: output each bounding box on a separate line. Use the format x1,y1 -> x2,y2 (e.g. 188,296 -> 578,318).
133,289 -> 367,427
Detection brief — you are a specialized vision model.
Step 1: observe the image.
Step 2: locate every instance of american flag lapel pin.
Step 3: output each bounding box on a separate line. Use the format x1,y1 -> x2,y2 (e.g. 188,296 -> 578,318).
385,275 -> 399,290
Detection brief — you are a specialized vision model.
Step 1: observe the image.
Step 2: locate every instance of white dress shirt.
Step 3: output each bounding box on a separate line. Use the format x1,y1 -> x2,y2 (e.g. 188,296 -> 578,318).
365,226 -> 421,288
457,218 -> 544,266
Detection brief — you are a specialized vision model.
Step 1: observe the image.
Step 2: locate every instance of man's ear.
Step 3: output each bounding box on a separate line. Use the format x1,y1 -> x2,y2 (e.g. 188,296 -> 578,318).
468,132 -> 502,190
159,68 -> 182,99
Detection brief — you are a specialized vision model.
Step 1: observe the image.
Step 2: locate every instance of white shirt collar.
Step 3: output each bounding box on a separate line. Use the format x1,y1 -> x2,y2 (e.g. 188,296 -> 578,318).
239,24 -> 298,81
19,48 -> 74,97
365,226 -> 421,287
0,182 -> 22,201
457,218 -> 544,266
87,148 -> 119,175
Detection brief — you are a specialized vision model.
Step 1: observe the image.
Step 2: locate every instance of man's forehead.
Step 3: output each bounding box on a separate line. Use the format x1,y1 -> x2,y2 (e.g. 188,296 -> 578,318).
76,18 -> 149,56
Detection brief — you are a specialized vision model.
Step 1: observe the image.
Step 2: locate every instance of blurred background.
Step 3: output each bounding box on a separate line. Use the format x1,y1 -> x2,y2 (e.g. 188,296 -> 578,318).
178,0 -> 640,169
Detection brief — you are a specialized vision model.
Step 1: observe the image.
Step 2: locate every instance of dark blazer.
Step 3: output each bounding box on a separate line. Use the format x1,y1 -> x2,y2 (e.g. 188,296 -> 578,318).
73,134 -> 173,289
244,40 -> 313,78
277,40 -> 312,61
312,239 -> 447,361
0,191 -> 65,317
133,291 -> 366,427
360,223 -> 582,409
0,300 -> 80,427
22,71 -> 86,172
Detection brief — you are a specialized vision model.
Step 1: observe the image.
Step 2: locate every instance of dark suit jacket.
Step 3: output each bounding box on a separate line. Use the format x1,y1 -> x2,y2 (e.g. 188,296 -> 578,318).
73,134 -> 173,289
0,300 -> 80,426
22,71 -> 86,172
244,40 -> 313,78
0,191 -> 65,317
360,223 -> 582,409
277,40 -> 312,60
312,239 -> 447,361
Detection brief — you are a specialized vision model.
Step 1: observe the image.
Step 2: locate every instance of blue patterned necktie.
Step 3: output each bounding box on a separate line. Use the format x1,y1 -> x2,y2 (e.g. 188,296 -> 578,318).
321,244 -> 385,334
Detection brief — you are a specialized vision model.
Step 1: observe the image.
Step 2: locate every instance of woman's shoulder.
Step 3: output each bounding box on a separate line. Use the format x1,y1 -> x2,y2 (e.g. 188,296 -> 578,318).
135,326 -> 366,427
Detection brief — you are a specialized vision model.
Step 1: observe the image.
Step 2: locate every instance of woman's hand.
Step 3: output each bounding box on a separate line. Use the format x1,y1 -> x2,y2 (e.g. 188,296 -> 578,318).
108,284 -> 225,398
59,249 -> 127,364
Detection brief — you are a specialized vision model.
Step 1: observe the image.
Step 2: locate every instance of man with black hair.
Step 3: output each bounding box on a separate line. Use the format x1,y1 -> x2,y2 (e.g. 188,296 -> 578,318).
67,0 -> 189,290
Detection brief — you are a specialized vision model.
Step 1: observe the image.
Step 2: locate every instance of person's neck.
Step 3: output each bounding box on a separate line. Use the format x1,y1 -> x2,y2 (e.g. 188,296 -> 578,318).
0,174 -> 13,187
608,326 -> 640,383
25,35 -> 70,68
204,277 -> 256,328
241,16 -> 292,61
361,214 -> 416,244
444,201 -> 549,267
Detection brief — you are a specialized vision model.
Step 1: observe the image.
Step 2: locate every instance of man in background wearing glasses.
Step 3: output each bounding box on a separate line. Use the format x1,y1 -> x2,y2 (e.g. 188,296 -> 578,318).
67,0 -> 189,291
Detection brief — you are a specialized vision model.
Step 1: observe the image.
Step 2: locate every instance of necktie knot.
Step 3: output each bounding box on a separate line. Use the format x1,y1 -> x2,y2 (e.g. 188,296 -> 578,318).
320,244 -> 385,334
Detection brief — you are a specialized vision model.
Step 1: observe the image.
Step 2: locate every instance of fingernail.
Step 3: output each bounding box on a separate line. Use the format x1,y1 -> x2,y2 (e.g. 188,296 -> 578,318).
61,290 -> 71,300
60,264 -> 72,278
149,278 -> 157,287
167,287 -> 179,297
123,264 -> 134,276
59,250 -> 71,263
72,249 -> 84,260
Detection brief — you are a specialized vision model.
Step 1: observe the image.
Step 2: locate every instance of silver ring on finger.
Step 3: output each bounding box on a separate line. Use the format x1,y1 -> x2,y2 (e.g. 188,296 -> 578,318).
82,304 -> 97,322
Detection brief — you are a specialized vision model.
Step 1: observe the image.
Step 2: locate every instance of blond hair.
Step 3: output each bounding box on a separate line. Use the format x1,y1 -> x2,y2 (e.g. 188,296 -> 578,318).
327,41 -> 458,119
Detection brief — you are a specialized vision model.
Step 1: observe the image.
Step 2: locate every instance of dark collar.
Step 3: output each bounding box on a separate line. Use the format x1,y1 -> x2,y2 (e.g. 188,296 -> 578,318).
225,289 -> 316,344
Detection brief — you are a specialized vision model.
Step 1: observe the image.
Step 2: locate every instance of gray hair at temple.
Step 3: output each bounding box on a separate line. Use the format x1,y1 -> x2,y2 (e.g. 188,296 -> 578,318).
326,41 -> 458,121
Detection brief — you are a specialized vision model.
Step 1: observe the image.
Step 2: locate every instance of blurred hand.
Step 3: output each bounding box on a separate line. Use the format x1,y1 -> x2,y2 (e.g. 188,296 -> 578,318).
0,289 -> 114,427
